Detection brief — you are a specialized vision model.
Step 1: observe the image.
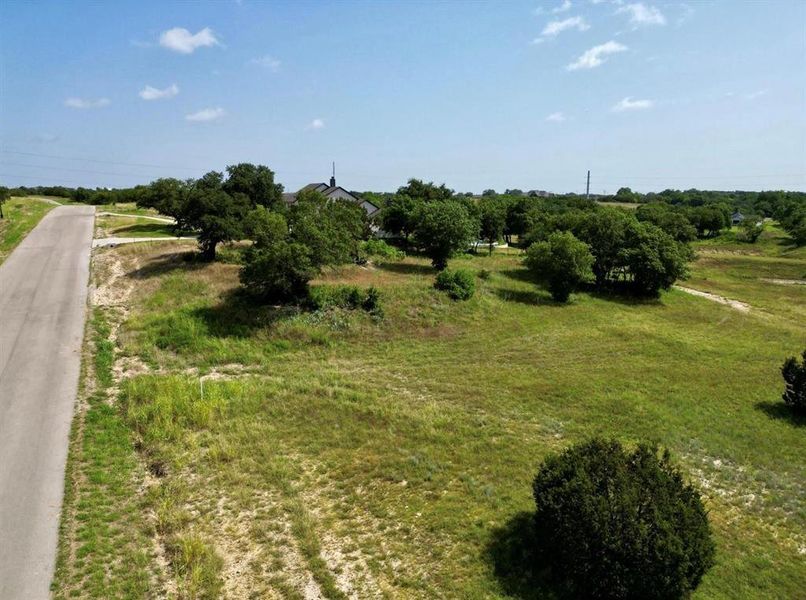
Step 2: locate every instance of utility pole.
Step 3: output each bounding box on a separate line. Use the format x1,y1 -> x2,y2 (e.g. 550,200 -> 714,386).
586,170 -> 591,200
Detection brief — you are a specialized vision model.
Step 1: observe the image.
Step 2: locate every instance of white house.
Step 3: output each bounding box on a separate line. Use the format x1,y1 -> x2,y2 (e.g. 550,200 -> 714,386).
282,172 -> 380,218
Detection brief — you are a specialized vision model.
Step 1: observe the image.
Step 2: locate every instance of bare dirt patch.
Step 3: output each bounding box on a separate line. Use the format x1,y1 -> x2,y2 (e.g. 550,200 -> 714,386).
675,286 -> 751,313
760,278 -> 806,286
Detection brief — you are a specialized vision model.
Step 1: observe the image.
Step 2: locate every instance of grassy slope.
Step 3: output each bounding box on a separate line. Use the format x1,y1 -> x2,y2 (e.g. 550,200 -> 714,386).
95,214 -> 177,239
55,231 -> 805,598
0,196 -> 57,264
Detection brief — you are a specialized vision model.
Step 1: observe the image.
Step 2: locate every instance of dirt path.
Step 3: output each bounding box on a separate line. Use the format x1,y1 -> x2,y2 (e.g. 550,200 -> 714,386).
674,286 -> 751,313
760,278 -> 806,286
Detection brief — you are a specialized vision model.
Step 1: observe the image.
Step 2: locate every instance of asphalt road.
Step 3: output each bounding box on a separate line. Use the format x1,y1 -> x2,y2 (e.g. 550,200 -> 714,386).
0,205 -> 95,599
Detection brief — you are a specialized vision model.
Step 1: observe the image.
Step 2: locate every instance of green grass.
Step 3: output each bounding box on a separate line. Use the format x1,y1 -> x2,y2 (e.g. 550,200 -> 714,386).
57,231 -> 805,598
53,309 -> 155,598
93,202 -> 162,217
687,225 -> 806,324
0,196 -> 56,263
95,213 -> 181,239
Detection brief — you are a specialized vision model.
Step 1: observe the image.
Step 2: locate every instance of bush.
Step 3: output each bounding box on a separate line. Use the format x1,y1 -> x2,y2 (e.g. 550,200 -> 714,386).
781,350 -> 806,414
362,238 -> 405,261
307,285 -> 383,316
434,269 -> 475,300
524,231 -> 593,302
532,438 -> 715,599
240,240 -> 315,302
478,268 -> 492,280
737,217 -> 764,243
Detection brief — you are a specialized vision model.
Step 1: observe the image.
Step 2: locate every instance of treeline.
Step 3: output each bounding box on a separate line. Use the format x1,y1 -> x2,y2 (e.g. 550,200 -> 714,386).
601,186 -> 806,213
7,184 -> 149,205
374,180 -> 694,300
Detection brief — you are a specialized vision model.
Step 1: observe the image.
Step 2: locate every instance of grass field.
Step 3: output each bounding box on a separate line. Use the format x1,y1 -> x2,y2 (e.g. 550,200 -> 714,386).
0,196 -> 57,264
54,227 -> 805,598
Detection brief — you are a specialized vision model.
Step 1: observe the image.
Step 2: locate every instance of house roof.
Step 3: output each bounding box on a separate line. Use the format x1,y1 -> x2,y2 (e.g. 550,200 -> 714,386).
282,183 -> 380,216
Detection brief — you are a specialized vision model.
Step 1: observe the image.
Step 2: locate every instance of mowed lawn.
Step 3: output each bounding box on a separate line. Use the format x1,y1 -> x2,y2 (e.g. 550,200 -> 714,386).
0,196 -> 58,263
55,230 -> 805,598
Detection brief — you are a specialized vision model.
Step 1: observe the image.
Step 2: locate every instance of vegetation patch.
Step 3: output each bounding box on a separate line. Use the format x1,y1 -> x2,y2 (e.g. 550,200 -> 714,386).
0,197 -> 56,263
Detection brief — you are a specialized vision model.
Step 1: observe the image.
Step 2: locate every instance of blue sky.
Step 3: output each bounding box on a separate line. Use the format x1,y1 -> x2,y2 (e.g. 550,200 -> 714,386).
1,0 -> 804,193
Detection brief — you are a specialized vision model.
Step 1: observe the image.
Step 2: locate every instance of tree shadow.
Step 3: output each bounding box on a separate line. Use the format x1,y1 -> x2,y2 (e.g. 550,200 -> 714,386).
484,512 -> 560,600
376,262 -> 435,276
190,288 -> 298,339
110,223 -> 179,237
755,401 -> 806,427
585,286 -> 664,308
127,251 -> 208,279
493,287 -> 557,307
499,268 -> 534,284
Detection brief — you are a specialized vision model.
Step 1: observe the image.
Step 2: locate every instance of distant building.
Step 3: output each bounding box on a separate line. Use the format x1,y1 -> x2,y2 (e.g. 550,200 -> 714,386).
282,169 -> 380,217
731,211 -> 745,225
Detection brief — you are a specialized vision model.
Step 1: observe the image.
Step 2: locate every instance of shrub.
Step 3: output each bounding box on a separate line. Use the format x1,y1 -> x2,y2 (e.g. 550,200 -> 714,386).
434,269 -> 475,301
532,438 -> 715,599
362,286 -> 383,317
362,238 -> 405,261
781,350 -> 806,414
737,217 -> 764,243
524,231 -> 594,302
478,268 -> 492,280
307,285 -> 383,316
240,240 -> 315,302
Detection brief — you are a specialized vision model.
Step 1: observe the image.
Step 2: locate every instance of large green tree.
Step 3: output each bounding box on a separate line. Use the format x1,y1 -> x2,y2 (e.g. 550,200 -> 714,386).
222,163 -> 284,210
524,231 -> 594,302
477,197 -> 507,254
380,194 -> 420,240
621,222 -> 691,297
181,171 -> 251,260
396,178 -> 453,203
636,203 -> 697,242
240,191 -> 367,302
412,200 -> 477,270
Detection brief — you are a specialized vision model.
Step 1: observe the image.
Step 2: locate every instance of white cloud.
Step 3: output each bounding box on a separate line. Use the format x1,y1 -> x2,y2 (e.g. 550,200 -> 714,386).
553,0 -> 572,13
185,107 -> 226,122
616,3 -> 666,27
64,97 -> 110,109
139,83 -> 179,100
306,118 -> 325,130
546,112 -> 567,122
567,40 -> 627,70
541,16 -> 590,36
612,96 -> 653,111
159,27 -> 220,54
250,55 -> 281,72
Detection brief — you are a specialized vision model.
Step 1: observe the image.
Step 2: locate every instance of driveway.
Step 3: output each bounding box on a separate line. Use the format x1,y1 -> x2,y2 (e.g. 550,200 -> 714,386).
0,205 -> 95,598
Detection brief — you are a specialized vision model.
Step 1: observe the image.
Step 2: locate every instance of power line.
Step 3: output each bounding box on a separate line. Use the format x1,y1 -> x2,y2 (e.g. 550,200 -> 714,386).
0,150 -> 200,172
0,162 -> 163,179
